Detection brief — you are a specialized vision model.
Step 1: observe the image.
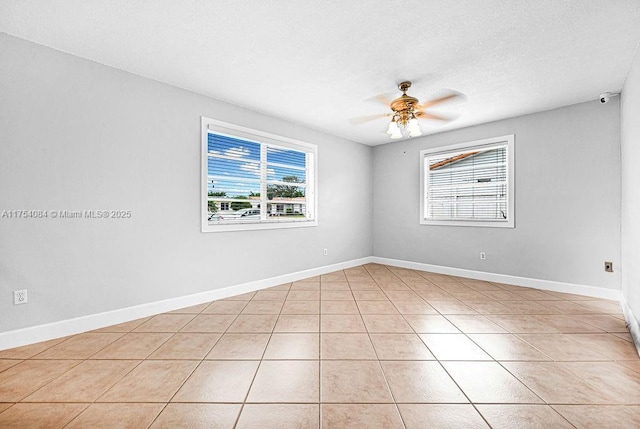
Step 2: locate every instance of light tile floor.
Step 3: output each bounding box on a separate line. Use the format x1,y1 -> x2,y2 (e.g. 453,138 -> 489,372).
1,264 -> 639,428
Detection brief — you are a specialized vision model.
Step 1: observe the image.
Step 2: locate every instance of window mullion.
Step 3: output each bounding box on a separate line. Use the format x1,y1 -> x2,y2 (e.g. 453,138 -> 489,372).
260,143 -> 268,221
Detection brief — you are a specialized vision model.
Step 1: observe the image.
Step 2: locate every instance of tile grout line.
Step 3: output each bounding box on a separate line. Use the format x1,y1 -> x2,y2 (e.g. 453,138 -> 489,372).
425,278 -> 633,422
376,267 -> 482,426
232,280 -> 294,428
143,301 -> 237,428
145,297 -> 252,429
391,268 -> 541,428
413,282 -> 552,424
318,274 -> 324,429
23,325 -> 152,409
360,264 -> 409,429
31,317 -> 168,428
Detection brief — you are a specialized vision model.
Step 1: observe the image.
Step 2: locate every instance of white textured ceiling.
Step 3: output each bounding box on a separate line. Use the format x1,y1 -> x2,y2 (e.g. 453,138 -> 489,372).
1,1 -> 640,146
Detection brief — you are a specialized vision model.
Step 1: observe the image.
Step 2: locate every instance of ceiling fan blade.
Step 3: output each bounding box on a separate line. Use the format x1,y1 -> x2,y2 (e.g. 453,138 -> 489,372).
417,91 -> 465,109
348,113 -> 391,125
365,92 -> 395,106
415,111 -> 452,121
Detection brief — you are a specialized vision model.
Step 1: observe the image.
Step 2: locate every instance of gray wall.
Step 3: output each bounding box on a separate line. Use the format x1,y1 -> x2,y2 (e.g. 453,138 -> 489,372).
373,100 -> 621,290
0,34 -> 373,332
622,44 -> 640,316
0,30 -> 628,336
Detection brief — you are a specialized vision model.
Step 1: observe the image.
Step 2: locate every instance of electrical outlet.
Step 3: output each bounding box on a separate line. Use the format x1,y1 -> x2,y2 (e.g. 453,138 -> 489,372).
14,289 -> 27,305
323,248 -> 328,256
480,252 -> 486,260
604,261 -> 613,273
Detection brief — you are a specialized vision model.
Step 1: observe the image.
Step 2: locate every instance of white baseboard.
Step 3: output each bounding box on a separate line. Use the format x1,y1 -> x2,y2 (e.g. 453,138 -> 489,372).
620,294 -> 640,357
1,255 -> 624,351
371,257 -> 622,301
0,257 -> 373,351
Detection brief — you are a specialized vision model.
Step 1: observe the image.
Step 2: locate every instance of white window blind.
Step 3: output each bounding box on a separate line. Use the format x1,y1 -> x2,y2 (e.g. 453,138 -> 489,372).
420,135 -> 514,228
201,118 -> 317,232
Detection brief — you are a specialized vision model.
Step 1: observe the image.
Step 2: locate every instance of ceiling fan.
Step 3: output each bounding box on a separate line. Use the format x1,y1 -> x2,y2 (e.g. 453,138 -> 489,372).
351,81 -> 464,139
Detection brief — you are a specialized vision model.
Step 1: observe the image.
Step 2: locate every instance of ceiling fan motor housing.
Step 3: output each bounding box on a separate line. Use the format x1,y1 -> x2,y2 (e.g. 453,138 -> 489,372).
390,81 -> 419,125
390,94 -> 419,113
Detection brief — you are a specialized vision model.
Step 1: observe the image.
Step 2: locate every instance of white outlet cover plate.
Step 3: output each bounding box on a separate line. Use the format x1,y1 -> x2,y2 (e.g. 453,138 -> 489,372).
13,289 -> 27,305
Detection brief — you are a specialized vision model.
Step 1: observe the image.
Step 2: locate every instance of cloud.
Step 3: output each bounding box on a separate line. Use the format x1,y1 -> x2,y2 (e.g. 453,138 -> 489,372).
224,146 -> 251,159
240,162 -> 261,176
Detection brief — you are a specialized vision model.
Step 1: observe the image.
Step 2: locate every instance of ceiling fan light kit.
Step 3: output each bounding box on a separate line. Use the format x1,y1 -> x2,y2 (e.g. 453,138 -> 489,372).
355,80 -> 462,140
387,81 -> 422,139
386,118 -> 402,139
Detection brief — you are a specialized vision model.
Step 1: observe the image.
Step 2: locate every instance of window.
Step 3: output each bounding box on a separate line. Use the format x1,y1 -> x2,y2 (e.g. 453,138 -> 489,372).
420,135 -> 514,227
202,118 -> 317,232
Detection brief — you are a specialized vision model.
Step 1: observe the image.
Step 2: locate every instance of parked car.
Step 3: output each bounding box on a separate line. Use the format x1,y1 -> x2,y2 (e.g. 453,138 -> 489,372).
208,213 -> 224,221
225,208 -> 260,219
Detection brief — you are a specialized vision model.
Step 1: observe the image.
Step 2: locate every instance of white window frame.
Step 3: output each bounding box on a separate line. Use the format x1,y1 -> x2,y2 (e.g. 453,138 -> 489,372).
420,134 -> 514,228
201,117 -> 318,233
